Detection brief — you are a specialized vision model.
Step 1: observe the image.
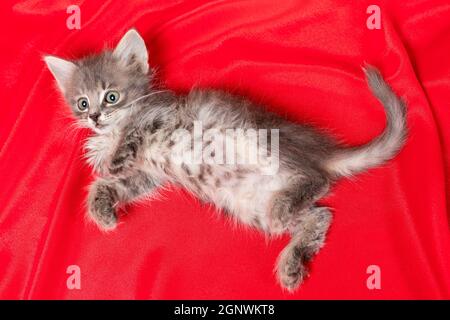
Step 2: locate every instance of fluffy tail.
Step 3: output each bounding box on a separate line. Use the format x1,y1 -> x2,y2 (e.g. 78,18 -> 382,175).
325,65 -> 407,178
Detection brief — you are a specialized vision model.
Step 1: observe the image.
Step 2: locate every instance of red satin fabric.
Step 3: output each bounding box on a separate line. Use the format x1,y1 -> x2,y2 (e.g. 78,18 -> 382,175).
0,0 -> 449,299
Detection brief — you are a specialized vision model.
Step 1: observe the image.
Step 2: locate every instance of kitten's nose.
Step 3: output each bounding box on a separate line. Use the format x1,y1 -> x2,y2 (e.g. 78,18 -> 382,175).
89,112 -> 100,123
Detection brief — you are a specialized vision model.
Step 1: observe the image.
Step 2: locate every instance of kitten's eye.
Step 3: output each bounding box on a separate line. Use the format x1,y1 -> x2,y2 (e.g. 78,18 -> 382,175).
104,91 -> 120,104
77,97 -> 89,111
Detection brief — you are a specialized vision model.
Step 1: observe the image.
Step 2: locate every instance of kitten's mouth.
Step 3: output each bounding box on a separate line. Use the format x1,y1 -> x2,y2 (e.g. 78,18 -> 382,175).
92,123 -> 108,133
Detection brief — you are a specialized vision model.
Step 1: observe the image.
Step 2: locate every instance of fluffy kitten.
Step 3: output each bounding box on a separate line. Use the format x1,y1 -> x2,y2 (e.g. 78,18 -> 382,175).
44,29 -> 407,291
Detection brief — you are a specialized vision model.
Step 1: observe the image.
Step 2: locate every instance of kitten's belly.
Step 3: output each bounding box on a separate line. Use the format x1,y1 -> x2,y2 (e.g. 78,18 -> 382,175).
200,169 -> 287,231
141,120 -> 285,231
141,148 -> 285,231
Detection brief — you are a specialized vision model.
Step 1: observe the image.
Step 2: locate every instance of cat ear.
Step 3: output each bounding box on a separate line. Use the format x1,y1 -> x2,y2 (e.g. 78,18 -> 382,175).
113,29 -> 149,74
44,55 -> 77,94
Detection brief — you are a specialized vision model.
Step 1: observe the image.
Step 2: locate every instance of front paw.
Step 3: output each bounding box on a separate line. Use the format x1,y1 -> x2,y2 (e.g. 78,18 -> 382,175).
88,183 -> 118,231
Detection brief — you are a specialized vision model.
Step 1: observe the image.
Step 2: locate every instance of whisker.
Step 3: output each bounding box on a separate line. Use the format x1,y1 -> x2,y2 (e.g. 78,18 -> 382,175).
106,90 -> 168,117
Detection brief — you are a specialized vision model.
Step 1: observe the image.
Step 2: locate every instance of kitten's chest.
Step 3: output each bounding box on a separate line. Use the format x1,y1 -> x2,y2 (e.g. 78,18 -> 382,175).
84,132 -> 121,174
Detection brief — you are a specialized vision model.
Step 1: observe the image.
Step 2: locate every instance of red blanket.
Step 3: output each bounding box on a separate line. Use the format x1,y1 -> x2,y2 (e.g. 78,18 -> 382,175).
1,0 -> 449,299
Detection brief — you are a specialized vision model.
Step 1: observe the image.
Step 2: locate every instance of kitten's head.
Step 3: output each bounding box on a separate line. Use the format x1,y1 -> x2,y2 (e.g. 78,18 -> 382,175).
45,29 -> 151,133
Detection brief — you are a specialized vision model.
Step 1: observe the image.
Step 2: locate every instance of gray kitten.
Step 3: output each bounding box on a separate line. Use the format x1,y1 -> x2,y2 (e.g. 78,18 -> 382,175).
44,29 -> 407,291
